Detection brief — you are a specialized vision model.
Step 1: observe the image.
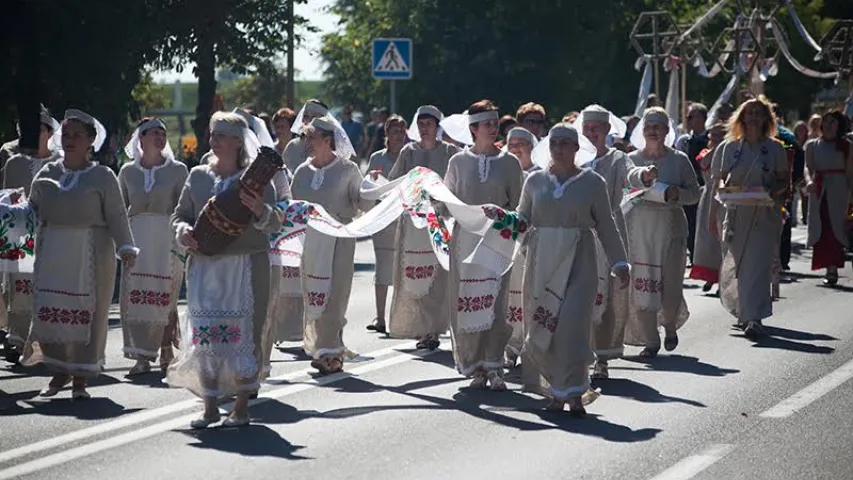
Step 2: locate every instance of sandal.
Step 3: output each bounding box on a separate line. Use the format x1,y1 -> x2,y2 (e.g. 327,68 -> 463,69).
568,398 -> 587,418
591,361 -> 609,380
190,412 -> 222,429
486,371 -> 507,391
222,412 -> 251,428
469,372 -> 488,389
40,375 -> 71,397
638,347 -> 659,358
326,358 -> 344,374
744,320 -> 763,340
366,318 -> 387,334
128,360 -> 151,376
545,399 -> 565,412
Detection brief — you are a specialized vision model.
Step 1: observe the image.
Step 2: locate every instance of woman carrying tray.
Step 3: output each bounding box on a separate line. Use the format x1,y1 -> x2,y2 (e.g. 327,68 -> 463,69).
803,111 -> 853,286
709,97 -> 790,339
623,107 -> 700,357
169,112 -> 282,428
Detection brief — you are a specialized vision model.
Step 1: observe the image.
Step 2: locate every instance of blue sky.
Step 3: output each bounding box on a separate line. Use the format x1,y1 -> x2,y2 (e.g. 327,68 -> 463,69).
152,0 -> 338,83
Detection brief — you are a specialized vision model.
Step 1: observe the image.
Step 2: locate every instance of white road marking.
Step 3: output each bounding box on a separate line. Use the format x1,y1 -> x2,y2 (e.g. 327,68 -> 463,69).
0,344 -> 443,480
648,444 -> 735,480
0,341 -> 412,466
760,358 -> 853,419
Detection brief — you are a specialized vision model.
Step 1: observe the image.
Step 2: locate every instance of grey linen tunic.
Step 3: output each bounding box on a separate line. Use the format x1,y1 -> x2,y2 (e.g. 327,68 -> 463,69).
385,141 -> 459,339
444,149 -> 523,375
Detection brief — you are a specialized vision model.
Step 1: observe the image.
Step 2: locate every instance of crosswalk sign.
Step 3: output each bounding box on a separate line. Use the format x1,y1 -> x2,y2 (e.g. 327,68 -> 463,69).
372,38 -> 412,80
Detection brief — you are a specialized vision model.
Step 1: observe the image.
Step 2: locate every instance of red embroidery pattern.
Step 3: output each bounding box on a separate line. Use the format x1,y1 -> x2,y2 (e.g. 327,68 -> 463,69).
533,306 -> 557,333
633,277 -> 663,294
130,289 -> 171,307
281,266 -> 300,278
508,306 -> 524,323
457,295 -> 495,312
14,279 -> 33,295
38,307 -> 92,325
404,265 -> 434,280
595,292 -> 604,306
130,272 -> 173,281
308,292 -> 326,307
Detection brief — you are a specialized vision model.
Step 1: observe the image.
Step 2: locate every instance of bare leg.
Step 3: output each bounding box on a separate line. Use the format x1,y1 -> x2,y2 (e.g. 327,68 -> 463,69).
374,285 -> 388,322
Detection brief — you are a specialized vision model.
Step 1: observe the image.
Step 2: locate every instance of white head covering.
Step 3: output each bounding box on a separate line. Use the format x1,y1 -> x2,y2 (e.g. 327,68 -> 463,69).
290,100 -> 330,135
52,109 -> 108,153
532,123 -> 597,169
629,109 -> 677,150
308,115 -> 356,160
233,108 -> 275,148
210,112 -> 261,165
505,127 -> 538,148
574,104 -> 628,138
438,113 -> 474,146
407,105 -> 444,142
122,119 -> 177,192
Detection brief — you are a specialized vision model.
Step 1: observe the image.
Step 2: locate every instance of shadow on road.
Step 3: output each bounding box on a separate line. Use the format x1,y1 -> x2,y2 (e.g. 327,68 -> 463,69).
0,393 -> 141,419
619,354 -> 740,377
591,377 -> 706,408
180,423 -> 310,460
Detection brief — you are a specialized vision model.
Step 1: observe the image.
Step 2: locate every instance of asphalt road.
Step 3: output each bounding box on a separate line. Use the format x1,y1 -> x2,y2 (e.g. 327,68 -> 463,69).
2,226 -> 852,480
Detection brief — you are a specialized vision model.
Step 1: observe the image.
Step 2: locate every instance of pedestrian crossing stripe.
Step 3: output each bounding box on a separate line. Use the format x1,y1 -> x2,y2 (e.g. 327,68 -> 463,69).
375,42 -> 409,73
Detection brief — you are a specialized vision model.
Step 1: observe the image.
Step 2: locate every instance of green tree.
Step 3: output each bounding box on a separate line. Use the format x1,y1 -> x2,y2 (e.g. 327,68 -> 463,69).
152,0 -> 314,155
132,73 -> 171,113
1,0 -> 168,152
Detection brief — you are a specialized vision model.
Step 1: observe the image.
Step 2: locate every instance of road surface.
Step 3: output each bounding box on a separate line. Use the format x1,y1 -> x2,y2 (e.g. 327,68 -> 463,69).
2,226 -> 852,480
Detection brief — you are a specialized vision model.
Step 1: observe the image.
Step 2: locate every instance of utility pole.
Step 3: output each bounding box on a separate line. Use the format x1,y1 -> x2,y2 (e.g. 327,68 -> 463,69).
286,0 -> 296,108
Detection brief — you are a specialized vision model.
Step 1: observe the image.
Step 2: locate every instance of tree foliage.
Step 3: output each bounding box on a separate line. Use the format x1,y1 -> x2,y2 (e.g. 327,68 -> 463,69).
132,73 -> 171,113
151,0 -> 313,154
320,0 -> 850,120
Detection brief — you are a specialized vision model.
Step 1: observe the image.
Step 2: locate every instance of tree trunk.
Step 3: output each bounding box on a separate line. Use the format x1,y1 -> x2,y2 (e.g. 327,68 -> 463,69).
12,0 -> 40,155
194,38 -> 217,158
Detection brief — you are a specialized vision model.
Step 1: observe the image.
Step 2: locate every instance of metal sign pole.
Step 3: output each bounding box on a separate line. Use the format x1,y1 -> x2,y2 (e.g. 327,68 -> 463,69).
390,80 -> 397,115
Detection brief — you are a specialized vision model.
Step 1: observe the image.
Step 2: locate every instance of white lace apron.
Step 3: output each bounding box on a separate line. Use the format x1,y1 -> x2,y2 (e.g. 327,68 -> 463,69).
30,226 -> 96,344
168,254 -> 256,398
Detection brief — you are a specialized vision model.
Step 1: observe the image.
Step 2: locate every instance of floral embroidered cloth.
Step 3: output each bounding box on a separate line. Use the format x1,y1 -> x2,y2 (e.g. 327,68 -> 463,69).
267,167 -> 528,280
0,189 -> 36,273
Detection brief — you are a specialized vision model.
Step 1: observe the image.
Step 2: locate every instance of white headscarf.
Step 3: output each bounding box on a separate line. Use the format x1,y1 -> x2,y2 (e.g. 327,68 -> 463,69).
574,104 -> 628,138
123,118 -> 177,193
290,100 -> 330,135
210,112 -> 262,166
233,108 -> 275,148
629,109 -> 677,151
407,105 -> 445,142
531,123 -> 597,170
52,109 -> 108,154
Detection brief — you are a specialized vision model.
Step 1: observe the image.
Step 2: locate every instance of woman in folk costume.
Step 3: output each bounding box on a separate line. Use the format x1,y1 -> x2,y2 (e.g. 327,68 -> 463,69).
282,99 -> 330,174
803,110 -> 853,286
517,123 -> 630,414
365,115 -> 407,331
502,126 -> 539,368
623,107 -> 700,357
169,112 -> 281,428
689,123 -> 727,292
380,105 -> 459,347
444,99 -> 523,390
118,118 -> 188,375
575,105 -> 634,379
23,109 -> 137,399
708,98 -> 790,339
291,116 -> 366,375
2,107 -> 61,363
272,107 -> 296,157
